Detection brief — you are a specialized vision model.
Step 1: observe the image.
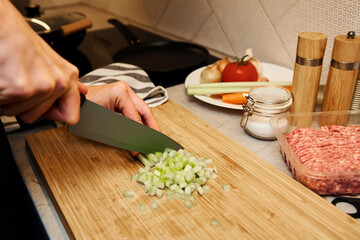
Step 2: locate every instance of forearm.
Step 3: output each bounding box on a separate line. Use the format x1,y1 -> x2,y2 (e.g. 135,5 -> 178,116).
0,0 -> 85,124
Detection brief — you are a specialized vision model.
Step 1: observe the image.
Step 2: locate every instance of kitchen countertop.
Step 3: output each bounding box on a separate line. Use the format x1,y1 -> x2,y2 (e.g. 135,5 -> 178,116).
5,4 -> 358,239
6,82 -> 357,239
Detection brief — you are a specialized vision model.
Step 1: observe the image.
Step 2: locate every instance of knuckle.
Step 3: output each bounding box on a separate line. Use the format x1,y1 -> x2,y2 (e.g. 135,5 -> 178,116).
113,81 -> 129,94
68,65 -> 79,81
54,65 -> 78,90
142,104 -> 152,114
37,80 -> 56,94
54,73 -> 71,92
11,77 -> 35,98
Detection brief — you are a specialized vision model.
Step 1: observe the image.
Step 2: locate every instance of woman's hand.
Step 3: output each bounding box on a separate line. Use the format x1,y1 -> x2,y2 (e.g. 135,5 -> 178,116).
0,0 -> 86,124
85,81 -> 160,131
86,82 -> 160,156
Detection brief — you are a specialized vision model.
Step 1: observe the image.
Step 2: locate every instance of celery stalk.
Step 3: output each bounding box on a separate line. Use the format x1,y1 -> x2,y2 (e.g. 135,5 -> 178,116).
187,81 -> 291,95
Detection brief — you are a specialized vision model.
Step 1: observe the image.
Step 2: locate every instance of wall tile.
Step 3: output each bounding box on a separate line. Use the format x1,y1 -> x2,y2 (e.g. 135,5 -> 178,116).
156,0 -> 212,40
208,0 -> 292,68
258,0 -> 298,26
31,0 -> 360,74
87,0 -> 110,10
106,0 -> 170,28
193,14 -> 234,56
275,0 -> 360,81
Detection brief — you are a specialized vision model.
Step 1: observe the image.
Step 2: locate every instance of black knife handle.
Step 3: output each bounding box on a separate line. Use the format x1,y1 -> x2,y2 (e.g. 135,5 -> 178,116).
331,197 -> 360,218
80,94 -> 86,106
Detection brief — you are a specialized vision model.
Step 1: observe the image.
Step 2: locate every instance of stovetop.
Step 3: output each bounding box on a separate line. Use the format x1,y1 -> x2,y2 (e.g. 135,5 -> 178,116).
57,25 -> 217,88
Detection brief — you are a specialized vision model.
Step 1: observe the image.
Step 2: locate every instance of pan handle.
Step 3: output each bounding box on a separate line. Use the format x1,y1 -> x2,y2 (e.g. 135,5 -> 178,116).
108,18 -> 141,46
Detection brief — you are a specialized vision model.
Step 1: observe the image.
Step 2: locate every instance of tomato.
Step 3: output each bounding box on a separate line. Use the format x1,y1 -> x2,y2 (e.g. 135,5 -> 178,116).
222,55 -> 258,82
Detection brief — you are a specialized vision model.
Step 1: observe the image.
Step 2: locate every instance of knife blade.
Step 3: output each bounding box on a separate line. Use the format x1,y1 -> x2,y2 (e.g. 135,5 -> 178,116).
68,95 -> 183,154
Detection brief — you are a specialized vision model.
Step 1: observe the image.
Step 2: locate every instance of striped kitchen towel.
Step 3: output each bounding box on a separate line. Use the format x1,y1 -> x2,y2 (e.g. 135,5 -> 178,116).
80,63 -> 168,108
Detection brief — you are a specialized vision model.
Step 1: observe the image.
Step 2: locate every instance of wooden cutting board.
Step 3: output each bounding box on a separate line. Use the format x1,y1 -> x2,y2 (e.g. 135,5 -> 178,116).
26,99 -> 360,240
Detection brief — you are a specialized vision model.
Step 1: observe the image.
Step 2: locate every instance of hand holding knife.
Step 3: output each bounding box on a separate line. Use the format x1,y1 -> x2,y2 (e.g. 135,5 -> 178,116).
68,93 -> 183,154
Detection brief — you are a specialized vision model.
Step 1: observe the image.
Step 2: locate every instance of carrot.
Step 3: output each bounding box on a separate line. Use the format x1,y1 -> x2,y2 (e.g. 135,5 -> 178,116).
283,86 -> 292,92
222,92 -> 249,104
222,85 -> 292,105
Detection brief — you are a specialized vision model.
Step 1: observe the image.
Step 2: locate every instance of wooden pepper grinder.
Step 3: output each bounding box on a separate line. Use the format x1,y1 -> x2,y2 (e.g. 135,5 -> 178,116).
290,32 -> 328,114
322,31 -> 360,112
290,32 -> 327,127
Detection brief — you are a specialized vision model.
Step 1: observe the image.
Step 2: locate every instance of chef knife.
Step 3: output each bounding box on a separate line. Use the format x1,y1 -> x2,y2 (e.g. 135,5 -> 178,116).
68,95 -> 183,153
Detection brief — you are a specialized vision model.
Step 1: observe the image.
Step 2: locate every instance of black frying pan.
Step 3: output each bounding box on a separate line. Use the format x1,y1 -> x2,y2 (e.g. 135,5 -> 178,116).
108,19 -> 209,87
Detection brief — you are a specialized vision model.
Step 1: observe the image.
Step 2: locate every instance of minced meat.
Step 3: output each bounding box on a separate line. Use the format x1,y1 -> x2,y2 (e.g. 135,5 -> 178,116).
283,125 -> 360,195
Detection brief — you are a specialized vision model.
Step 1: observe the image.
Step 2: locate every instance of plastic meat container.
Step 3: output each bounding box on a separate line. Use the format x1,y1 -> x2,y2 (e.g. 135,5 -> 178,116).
270,110 -> 360,195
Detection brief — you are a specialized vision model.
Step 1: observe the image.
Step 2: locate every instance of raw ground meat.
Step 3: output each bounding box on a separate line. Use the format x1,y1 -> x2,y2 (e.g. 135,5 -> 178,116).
283,125 -> 360,195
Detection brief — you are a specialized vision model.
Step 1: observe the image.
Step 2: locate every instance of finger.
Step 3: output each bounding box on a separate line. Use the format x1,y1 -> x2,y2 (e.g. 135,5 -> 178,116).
1,91 -> 51,117
112,82 -> 143,125
18,81 -> 80,124
20,58 -> 81,123
42,83 -> 81,124
77,81 -> 88,95
122,83 -> 160,131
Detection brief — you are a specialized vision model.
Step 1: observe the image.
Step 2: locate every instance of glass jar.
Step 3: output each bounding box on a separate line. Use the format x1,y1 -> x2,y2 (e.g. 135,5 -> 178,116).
240,85 -> 293,140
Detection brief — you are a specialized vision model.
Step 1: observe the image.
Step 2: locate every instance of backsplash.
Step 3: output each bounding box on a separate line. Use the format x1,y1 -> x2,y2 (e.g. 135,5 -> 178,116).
15,0 -> 360,82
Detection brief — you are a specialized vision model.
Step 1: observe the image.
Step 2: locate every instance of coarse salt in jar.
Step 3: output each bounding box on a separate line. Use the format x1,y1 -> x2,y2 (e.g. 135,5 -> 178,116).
240,85 -> 293,140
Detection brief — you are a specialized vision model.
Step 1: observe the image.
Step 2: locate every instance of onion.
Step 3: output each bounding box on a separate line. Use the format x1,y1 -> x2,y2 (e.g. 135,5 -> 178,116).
257,76 -> 269,82
250,58 -> 263,77
245,48 -> 263,77
215,58 -> 230,72
200,65 -> 222,83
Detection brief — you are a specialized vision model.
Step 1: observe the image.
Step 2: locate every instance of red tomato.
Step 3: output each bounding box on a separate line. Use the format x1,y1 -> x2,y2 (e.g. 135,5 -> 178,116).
222,56 -> 258,82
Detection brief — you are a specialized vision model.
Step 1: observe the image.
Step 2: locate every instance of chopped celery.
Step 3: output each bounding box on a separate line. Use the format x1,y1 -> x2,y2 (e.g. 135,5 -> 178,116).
211,219 -> 222,227
197,186 -> 205,195
156,189 -> 163,198
131,174 -> 139,182
136,148 -> 217,202
184,199 -> 192,209
151,201 -> 159,209
222,183 -> 232,192
123,190 -> 135,198
139,203 -> 147,213
203,185 -> 211,193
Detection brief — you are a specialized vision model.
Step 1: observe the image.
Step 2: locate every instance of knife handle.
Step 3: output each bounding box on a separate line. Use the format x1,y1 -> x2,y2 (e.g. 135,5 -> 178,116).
14,95 -> 87,129
80,94 -> 86,106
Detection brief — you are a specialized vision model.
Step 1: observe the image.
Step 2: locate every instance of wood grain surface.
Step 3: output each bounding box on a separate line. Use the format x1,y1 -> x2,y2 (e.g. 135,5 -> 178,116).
26,99 -> 360,240
322,33 -> 360,113
290,32 -> 327,116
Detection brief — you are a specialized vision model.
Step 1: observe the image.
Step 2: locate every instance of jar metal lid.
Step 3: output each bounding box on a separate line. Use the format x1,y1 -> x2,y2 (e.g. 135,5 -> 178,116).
250,85 -> 291,105
249,85 -> 292,111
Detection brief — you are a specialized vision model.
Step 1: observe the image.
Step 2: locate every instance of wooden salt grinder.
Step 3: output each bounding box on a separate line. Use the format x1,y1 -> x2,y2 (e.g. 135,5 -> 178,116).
322,31 -> 360,112
290,32 -> 328,114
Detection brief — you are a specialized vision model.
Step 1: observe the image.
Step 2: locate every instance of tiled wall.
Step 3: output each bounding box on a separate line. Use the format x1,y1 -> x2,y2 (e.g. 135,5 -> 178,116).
87,0 -> 360,82
16,0 -> 360,81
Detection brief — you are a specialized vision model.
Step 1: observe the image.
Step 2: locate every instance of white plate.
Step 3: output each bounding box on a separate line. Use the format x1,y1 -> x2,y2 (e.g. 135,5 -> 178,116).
185,62 -> 293,110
